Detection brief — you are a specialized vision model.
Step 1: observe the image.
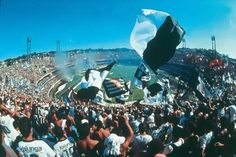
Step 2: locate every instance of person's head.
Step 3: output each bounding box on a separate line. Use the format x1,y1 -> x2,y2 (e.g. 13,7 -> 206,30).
53,126 -> 64,140
105,118 -> 113,129
19,117 -> 32,138
94,120 -> 103,132
147,138 -> 164,157
155,115 -> 164,128
56,107 -> 68,120
139,122 -> 148,134
78,123 -> 90,140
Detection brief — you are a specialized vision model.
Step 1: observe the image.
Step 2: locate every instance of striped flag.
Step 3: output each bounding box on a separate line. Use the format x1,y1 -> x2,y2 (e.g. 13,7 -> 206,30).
103,78 -> 129,98
115,81 -> 131,103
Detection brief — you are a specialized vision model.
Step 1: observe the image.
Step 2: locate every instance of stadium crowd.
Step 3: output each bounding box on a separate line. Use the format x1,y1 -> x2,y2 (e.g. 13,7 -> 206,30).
0,51 -> 236,157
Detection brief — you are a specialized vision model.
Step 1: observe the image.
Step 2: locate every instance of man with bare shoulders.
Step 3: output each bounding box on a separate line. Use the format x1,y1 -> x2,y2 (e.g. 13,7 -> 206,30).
92,120 -> 110,142
77,122 -> 102,157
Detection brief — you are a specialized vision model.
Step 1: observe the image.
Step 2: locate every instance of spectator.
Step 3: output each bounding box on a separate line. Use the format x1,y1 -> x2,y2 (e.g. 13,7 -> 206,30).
77,122 -> 101,157
92,120 -> 110,142
135,138 -> 166,157
132,122 -> 152,155
0,104 -> 20,145
17,117 -> 56,157
53,126 -> 77,157
103,115 -> 134,157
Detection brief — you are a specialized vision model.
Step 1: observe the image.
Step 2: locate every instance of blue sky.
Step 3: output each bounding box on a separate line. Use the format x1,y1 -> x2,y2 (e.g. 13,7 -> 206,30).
0,0 -> 235,60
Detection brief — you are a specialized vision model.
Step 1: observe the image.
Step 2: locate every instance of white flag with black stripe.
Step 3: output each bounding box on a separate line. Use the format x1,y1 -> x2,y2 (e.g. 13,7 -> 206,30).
130,9 -> 185,73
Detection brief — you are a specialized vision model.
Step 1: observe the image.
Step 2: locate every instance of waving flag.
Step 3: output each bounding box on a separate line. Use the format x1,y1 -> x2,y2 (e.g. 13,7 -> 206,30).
130,9 -> 185,72
76,61 -> 116,100
159,63 -> 210,102
103,78 -> 129,98
134,62 -> 151,89
115,81 -> 131,103
134,63 -> 151,81
159,63 -> 199,88
147,82 -> 163,97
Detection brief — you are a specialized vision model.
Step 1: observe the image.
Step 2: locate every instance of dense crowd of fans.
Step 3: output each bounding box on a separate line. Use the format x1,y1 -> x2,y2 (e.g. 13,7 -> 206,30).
0,50 -> 236,157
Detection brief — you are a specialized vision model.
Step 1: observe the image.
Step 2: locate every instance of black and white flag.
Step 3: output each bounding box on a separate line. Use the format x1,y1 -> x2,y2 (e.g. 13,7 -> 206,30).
130,9 -> 185,72
103,78 -> 129,98
76,62 -> 116,100
134,62 -> 151,89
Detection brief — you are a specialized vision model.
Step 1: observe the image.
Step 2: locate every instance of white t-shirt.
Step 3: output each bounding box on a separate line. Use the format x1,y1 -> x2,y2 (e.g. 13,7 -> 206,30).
18,139 -> 56,157
54,139 -> 75,157
132,134 -> 153,152
0,114 -> 20,143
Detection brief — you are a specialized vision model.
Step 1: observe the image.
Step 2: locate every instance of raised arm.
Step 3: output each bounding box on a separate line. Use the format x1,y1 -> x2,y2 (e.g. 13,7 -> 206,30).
0,103 -> 19,118
121,115 -> 134,154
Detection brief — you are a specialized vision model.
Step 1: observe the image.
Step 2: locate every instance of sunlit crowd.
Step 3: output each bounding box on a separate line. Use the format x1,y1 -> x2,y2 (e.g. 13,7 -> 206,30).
0,51 -> 236,157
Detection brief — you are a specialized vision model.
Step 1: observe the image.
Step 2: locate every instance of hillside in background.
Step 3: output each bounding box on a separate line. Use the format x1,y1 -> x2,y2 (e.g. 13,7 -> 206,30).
2,48 -> 236,67
1,47 -> 236,101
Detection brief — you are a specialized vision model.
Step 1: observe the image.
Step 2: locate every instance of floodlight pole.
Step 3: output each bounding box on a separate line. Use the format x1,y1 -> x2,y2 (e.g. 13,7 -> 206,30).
211,36 -> 216,58
182,38 -> 186,48
56,40 -> 61,53
27,37 -> 31,63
